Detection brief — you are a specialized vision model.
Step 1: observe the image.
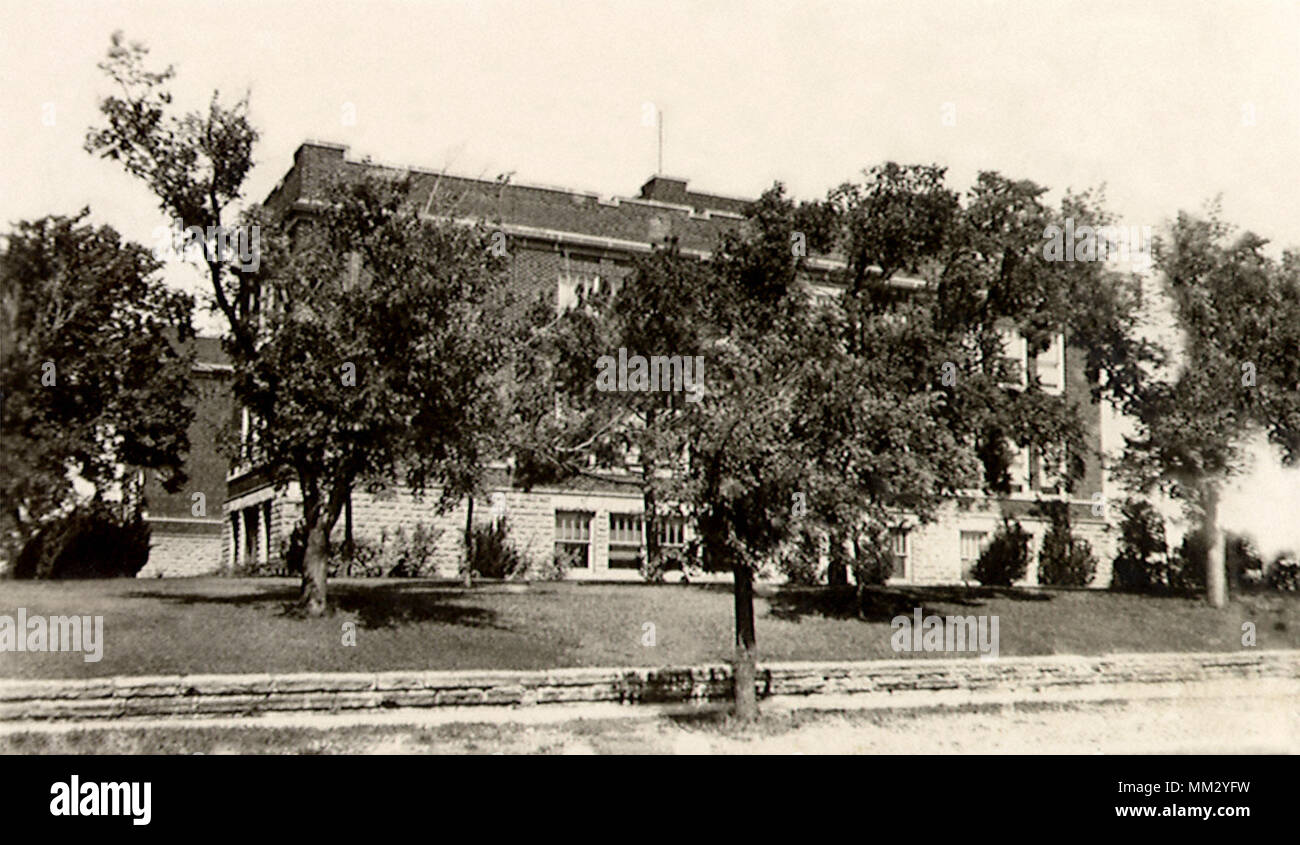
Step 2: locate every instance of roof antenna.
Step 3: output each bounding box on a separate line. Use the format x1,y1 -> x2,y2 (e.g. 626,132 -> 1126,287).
657,108 -> 664,175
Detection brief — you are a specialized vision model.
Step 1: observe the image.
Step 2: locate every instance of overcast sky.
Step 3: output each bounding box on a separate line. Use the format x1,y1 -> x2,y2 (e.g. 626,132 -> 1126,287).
4,0 -> 1299,255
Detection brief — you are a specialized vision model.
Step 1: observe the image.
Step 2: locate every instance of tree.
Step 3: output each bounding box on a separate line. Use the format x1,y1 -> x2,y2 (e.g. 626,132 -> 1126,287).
517,242 -> 709,581
85,32 -> 259,358
234,175 -> 513,614
0,211 -> 194,561
1118,210 -> 1300,606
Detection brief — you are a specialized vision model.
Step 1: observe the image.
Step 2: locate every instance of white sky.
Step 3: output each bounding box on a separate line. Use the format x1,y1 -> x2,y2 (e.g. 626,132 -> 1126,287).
3,0 -> 1299,253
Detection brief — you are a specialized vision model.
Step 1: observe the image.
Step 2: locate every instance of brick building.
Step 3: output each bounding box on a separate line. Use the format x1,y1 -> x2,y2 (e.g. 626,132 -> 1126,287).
217,141 -> 1115,585
137,336 -> 234,577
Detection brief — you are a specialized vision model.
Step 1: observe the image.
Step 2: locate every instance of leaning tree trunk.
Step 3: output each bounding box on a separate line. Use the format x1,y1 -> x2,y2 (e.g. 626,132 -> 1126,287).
732,562 -> 759,721
298,481 -> 346,617
1204,484 -> 1227,608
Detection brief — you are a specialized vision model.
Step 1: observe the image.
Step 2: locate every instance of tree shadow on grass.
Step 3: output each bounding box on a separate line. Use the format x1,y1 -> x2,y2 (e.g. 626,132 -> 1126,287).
764,584 -> 1052,623
124,582 -> 505,631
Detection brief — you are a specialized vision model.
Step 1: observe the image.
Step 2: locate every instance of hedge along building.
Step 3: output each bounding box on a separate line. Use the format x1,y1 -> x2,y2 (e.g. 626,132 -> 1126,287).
220,141 -> 1116,585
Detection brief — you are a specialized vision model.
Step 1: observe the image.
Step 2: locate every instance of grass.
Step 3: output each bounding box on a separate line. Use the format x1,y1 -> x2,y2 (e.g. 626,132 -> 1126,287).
0,577 -> 1296,680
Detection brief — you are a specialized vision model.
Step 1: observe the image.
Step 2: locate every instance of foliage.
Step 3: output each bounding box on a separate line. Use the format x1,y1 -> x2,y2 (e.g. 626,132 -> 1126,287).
1169,529 -> 1209,593
775,529 -> 825,585
973,517 -> 1031,587
468,518 -> 527,579
0,211 -> 194,560
1116,209 -> 1300,604
1035,501 -> 1097,587
1268,553 -> 1300,592
11,503 -> 151,579
850,524 -> 899,588
536,546 -> 578,581
1110,498 -> 1171,592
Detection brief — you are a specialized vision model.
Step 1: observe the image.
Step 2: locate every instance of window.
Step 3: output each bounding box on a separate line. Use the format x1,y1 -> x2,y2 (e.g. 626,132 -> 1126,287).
608,513 -> 643,570
607,514 -> 687,569
1036,335 -> 1064,395
557,255 -> 603,313
889,527 -> 909,579
555,511 -> 592,568
1008,444 -> 1031,493
960,531 -> 989,580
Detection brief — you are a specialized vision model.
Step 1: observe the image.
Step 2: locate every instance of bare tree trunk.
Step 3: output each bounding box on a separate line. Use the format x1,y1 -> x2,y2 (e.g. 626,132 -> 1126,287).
732,562 -> 759,721
643,481 -> 661,581
463,495 -> 474,588
1205,484 -> 1227,608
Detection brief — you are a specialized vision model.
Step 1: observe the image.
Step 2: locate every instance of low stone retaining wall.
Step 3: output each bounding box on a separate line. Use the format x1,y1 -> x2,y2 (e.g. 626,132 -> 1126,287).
2,650 -> 1296,722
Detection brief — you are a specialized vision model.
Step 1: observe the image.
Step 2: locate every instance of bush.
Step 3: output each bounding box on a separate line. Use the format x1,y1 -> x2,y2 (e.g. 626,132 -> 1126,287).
1036,501 -> 1097,587
1169,528 -> 1208,593
851,525 -> 898,588
324,523 -> 443,578
13,503 -> 150,579
1267,553 -> 1300,591
1110,499 -> 1169,592
973,517 -> 1030,587
534,545 -> 578,581
468,518 -> 527,579
1226,533 -> 1265,583
775,529 -> 824,586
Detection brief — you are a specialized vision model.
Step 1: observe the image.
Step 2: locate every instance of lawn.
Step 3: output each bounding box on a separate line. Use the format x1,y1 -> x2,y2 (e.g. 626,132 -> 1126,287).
1,577 -> 1297,680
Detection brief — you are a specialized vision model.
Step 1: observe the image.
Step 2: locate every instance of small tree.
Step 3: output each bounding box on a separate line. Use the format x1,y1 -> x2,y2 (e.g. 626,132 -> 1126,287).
973,517 -> 1031,587
1036,500 -> 1097,587
1118,211 -> 1300,606
1110,498 -> 1170,591
233,175 -> 513,615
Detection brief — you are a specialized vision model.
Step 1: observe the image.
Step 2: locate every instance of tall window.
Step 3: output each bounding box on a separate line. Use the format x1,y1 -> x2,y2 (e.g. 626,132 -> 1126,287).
889,527 -> 909,580
555,511 -> 592,568
960,531 -> 989,580
608,514 -> 643,569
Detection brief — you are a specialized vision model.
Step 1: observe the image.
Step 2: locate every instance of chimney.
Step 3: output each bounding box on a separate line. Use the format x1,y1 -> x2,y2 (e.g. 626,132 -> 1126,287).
639,175 -> 689,204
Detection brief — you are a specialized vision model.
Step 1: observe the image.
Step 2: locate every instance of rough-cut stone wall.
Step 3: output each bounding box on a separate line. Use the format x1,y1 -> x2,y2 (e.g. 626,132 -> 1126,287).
137,525 -> 226,578
3,650 -> 1294,721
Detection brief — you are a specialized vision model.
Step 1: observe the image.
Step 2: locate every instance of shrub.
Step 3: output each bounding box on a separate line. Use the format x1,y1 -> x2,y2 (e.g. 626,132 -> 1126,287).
468,518 -> 526,579
13,503 -> 151,579
1036,501 -> 1097,587
1268,553 -> 1300,591
323,522 -> 443,578
775,529 -> 824,586
1110,499 -> 1169,592
973,517 -> 1030,587
1169,528 -> 1208,593
1226,533 -> 1265,584
534,545 -> 578,581
851,525 -> 898,588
